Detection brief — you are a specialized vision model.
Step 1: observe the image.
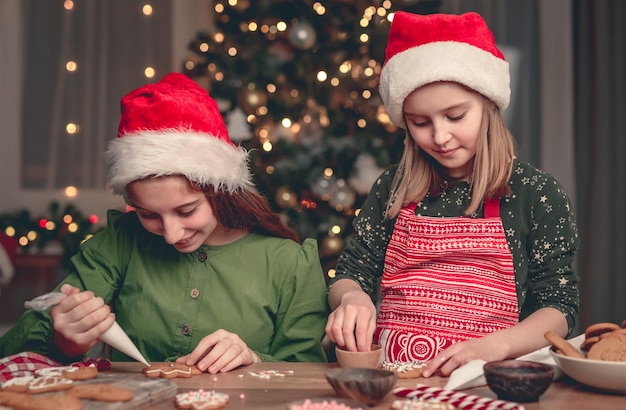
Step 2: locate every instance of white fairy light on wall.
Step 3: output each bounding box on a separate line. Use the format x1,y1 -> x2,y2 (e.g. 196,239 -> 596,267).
4,1 -> 166,256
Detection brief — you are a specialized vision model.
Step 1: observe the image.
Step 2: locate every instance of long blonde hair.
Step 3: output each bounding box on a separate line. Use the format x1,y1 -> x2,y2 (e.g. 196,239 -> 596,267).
385,97 -> 517,218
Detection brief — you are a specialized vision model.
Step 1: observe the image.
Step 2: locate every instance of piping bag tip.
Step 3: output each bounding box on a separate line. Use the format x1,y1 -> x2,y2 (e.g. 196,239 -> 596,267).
100,321 -> 150,367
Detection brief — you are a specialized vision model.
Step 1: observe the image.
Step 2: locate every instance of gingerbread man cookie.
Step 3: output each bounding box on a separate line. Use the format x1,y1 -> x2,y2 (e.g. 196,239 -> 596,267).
1,391 -> 83,410
0,375 -> 35,393
68,383 -> 134,402
142,363 -> 203,379
26,376 -> 74,394
35,364 -> 98,381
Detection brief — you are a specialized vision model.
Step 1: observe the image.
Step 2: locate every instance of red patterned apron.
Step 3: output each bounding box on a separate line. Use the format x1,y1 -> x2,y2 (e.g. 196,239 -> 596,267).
374,199 -> 519,362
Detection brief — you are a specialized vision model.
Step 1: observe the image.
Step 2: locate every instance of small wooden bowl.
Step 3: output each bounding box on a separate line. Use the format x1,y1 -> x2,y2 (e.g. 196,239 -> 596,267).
483,360 -> 554,402
335,344 -> 383,368
325,367 -> 397,405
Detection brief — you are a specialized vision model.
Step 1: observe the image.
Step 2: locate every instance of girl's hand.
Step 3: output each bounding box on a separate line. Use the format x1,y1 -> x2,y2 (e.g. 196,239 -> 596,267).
50,284 -> 115,357
422,336 -> 507,377
176,329 -> 261,374
422,309 -> 568,377
325,289 -> 377,353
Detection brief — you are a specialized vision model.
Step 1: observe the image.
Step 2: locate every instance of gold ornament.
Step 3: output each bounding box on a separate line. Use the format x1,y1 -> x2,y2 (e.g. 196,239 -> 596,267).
275,186 -> 297,209
238,86 -> 268,115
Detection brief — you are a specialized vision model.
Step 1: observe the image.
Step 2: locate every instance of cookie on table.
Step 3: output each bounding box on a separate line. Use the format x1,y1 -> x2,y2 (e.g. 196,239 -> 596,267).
174,389 -> 229,410
26,376 -> 74,394
26,392 -> 84,410
288,398 -> 366,410
381,360 -> 427,379
391,398 -> 456,410
142,363 -> 203,379
67,383 -> 134,402
35,365 -> 98,381
0,391 -> 35,408
0,376 -> 35,393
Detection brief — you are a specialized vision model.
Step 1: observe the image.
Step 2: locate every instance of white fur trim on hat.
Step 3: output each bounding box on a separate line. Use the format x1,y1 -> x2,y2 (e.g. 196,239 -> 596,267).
105,129 -> 252,198
380,41 -> 510,128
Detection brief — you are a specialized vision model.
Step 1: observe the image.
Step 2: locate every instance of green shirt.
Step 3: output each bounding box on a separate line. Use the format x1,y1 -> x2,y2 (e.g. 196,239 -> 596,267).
332,159 -> 580,335
1,210 -> 329,363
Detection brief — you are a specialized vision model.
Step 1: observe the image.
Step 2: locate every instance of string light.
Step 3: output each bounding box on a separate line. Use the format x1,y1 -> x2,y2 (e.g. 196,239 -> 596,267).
64,186 -> 78,198
144,67 -> 156,78
66,61 -> 77,72
66,123 -> 79,135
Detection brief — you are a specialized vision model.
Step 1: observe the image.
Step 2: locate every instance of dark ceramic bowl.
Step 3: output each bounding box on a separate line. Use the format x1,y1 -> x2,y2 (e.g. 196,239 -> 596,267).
325,367 -> 397,405
483,360 -> 554,402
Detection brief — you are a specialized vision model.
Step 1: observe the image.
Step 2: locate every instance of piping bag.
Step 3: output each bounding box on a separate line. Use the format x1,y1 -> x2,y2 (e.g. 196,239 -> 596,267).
25,291 -> 150,367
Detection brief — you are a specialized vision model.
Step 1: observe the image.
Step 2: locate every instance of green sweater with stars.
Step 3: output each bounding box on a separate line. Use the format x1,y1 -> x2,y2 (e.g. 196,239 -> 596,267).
332,159 -> 580,335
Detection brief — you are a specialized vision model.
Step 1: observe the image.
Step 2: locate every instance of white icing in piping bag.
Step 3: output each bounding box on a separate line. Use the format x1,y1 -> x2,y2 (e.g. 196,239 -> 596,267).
25,292 -> 150,367
98,321 -> 150,366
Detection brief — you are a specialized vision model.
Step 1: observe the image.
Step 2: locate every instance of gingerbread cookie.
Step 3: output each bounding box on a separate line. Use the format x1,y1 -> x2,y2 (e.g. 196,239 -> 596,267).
578,322 -> 626,358
26,376 -> 74,394
544,331 -> 584,358
174,389 -> 229,410
381,360 -> 427,379
0,376 -> 35,393
391,398 -> 456,410
67,383 -> 134,402
579,335 -> 600,352
27,392 -> 84,410
35,365 -> 98,381
584,322 -> 621,339
587,333 -> 626,361
143,363 -> 203,379
0,391 -> 33,408
599,328 -> 626,339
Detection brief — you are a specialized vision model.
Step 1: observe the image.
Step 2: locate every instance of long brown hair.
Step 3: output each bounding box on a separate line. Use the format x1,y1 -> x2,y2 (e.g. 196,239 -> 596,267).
386,96 -> 516,218
200,185 -> 301,244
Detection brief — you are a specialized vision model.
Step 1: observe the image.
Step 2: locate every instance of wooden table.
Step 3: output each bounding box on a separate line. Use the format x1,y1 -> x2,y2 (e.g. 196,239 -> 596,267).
108,362 -> 626,409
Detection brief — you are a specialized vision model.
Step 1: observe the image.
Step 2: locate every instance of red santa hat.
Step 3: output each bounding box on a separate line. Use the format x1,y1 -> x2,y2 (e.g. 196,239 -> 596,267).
106,72 -> 251,198
379,11 -> 510,128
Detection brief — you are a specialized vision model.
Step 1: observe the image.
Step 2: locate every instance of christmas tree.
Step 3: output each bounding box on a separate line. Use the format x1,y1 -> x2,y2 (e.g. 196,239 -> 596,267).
183,0 -> 440,273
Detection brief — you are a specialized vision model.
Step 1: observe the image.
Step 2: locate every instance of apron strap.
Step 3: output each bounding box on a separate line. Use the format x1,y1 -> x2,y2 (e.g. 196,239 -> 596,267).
484,198 -> 501,218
